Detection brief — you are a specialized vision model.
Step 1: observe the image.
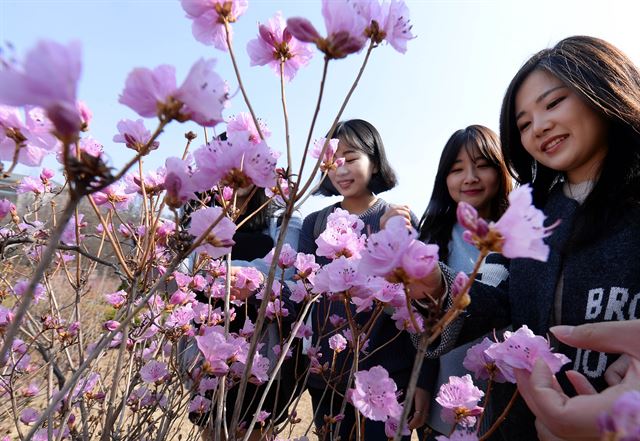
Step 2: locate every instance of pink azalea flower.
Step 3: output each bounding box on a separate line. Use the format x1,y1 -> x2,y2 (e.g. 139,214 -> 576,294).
435,374 -> 484,427
196,325 -> 247,375
452,271 -> 470,298
293,322 -> 313,339
70,372 -> 101,401
118,65 -> 176,118
401,240 -> 439,279
13,280 -> 46,304
77,100 -> 92,129
0,198 -> 15,220
352,0 -> 415,53
21,381 -> 40,397
227,112 -> 270,145
328,334 -> 347,353
287,0 -> 368,59
385,416 -> 410,438
164,157 -> 198,209
256,410 -> 271,423
265,243 -> 297,268
0,40 -> 83,138
329,314 -> 346,328
0,106 -> 58,167
266,298 -> 289,320
347,365 -> 402,421
17,176 -> 47,194
140,360 -> 169,384
188,206 -> 236,258
181,0 -> 249,50
175,58 -> 228,127
188,395 -> 212,414
113,118 -> 159,153
462,337 -> 506,383
492,185 -> 554,261
390,303 -> 424,333
289,280 -> 309,303
165,304 -> 196,332
104,290 -> 127,309
198,377 -> 219,395
250,353 -> 270,384
242,140 -> 279,189
598,390 -> 640,439
458,185 -> 555,262
311,256 -> 367,294
247,12 -> 314,81
20,407 -> 40,425
315,208 -> 366,259
233,266 -> 262,291
294,253 -> 320,280
92,181 -> 135,210
310,137 -> 344,172
359,216 -> 438,282
484,325 -> 570,383
104,320 -> 120,332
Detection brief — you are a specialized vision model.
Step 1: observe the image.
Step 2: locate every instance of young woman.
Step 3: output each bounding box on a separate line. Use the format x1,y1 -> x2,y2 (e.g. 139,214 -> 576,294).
298,119 -> 427,440
412,36 -> 640,441
418,125 -> 511,438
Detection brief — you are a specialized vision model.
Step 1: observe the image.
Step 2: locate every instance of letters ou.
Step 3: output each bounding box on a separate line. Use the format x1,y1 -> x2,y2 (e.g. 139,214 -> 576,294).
573,348 -> 607,378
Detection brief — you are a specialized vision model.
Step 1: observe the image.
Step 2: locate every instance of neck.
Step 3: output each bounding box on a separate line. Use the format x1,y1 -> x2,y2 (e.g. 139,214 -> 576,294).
340,193 -> 377,215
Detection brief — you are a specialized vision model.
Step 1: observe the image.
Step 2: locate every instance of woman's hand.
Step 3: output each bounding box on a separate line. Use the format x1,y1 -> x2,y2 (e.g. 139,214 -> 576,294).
515,320 -> 640,441
380,204 -> 413,229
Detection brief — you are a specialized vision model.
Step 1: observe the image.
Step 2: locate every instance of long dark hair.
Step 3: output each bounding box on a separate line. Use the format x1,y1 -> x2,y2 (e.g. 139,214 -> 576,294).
314,119 -> 398,196
500,35 -> 640,247
419,125 -> 512,261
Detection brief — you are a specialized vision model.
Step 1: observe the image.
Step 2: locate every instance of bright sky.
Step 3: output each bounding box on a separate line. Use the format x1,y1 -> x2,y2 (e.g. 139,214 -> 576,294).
2,0 -> 640,217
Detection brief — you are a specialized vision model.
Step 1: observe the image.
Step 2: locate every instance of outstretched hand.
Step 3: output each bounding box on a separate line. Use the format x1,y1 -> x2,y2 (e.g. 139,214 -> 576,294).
515,320 -> 640,441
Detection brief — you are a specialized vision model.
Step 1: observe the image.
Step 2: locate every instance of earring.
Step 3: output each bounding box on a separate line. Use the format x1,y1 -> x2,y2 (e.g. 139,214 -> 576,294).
531,160 -> 538,182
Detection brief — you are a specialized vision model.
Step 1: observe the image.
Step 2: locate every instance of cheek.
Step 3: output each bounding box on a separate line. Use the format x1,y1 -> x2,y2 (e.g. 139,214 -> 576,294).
520,133 -> 538,159
446,175 -> 460,203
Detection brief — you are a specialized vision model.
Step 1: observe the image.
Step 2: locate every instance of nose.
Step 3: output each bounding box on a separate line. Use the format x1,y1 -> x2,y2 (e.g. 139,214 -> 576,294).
334,161 -> 348,176
532,113 -> 553,137
463,166 -> 479,184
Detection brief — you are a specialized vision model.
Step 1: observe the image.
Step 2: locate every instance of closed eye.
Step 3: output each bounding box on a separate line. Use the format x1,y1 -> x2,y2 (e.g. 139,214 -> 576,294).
518,121 -> 531,132
547,96 -> 565,110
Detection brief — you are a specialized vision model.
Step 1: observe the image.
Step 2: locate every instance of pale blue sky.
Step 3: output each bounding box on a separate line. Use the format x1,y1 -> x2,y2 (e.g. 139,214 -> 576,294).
2,0 -> 640,216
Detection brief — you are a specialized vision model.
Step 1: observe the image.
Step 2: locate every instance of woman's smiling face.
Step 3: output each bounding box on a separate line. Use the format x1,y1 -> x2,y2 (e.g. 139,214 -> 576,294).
515,69 -> 609,184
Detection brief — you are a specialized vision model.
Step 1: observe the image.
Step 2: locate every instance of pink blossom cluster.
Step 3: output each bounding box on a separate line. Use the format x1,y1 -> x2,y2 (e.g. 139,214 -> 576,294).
457,184 -> 555,261
180,0 -> 248,50
483,325 -> 571,383
119,58 -> 228,127
247,12 -> 314,81
315,208 -> 366,259
359,216 -> 439,283
435,374 -> 484,428
310,137 -> 344,172
0,40 -> 83,140
287,0 -> 415,59
347,365 -> 403,422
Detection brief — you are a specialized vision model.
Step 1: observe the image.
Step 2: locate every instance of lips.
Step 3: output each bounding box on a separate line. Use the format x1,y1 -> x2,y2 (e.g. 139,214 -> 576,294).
541,134 -> 568,153
336,179 -> 353,189
462,189 -> 483,196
